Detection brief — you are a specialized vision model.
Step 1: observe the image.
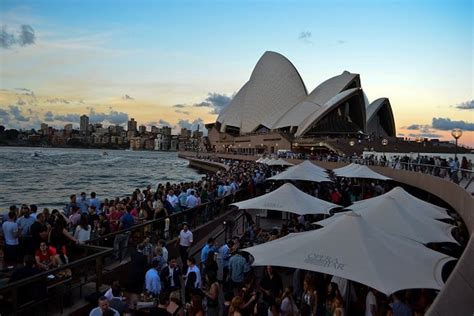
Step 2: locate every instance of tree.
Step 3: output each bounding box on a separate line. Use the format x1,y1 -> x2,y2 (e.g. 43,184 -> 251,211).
4,129 -> 19,140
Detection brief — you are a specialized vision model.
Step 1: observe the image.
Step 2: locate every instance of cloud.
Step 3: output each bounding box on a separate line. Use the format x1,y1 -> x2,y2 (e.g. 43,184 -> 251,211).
337,40 -> 347,44
46,98 -> 71,104
432,117 -> 474,131
299,31 -> 312,40
397,133 -> 405,137
44,111 -> 54,122
158,119 -> 171,126
408,132 -> 442,138
173,104 -> 186,108
122,94 -> 134,100
0,108 -> 10,125
193,92 -> 233,114
0,26 -> 16,49
175,109 -> 190,115
176,118 -> 205,131
54,114 -> 80,123
89,109 -> 128,125
8,105 -> 29,121
0,25 -> 35,49
15,88 -> 32,92
18,25 -> 35,46
455,100 -> 474,110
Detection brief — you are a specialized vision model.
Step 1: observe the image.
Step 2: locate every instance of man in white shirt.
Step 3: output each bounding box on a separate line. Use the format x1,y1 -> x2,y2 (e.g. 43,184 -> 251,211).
178,223 -> 193,273
2,211 -> 19,265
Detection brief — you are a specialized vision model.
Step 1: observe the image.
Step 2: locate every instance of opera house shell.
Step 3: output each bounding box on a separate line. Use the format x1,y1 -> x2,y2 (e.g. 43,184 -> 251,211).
213,51 -> 395,139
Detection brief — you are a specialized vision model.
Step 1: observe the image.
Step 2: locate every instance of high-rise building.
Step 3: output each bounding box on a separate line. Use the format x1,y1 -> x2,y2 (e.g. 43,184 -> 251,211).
80,115 -> 89,134
127,118 -> 137,132
139,125 -> 147,134
40,123 -> 49,135
162,126 -> 171,136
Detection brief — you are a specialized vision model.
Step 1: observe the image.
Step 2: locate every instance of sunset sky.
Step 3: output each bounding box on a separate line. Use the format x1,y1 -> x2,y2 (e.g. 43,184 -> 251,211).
0,0 -> 472,146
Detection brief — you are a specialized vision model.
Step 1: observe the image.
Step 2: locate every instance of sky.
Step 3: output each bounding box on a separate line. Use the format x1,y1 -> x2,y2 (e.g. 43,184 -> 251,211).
0,0 -> 473,146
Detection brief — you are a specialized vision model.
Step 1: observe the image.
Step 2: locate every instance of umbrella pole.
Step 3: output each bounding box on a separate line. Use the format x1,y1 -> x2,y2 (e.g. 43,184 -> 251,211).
344,279 -> 352,315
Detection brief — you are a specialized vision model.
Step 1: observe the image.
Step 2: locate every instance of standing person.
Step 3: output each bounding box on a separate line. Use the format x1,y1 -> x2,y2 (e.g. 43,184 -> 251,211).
16,205 -> 35,260
150,292 -> 172,316
3,211 -> 20,266
218,240 -> 233,284
229,251 -> 246,294
161,257 -> 182,293
184,257 -> 201,303
29,204 -> 38,220
88,192 -> 101,212
177,223 -> 193,273
200,237 -> 216,269
74,214 -> 92,244
77,192 -> 89,214
259,266 -> 283,307
113,207 -> 134,261
64,194 -> 78,215
30,213 -> 48,255
129,244 -> 148,293
365,287 -> 377,316
389,292 -> 412,316
204,273 -> 220,316
167,190 -> 179,212
158,240 -> 169,264
145,259 -> 162,296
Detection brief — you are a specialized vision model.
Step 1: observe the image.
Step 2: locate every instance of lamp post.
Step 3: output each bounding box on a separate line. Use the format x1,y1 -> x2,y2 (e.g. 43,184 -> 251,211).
416,136 -> 423,158
451,128 -> 463,159
381,138 -> 388,166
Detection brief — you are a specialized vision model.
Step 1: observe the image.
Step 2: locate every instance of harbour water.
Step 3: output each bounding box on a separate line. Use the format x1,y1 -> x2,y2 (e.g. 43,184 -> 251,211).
0,147 -> 204,212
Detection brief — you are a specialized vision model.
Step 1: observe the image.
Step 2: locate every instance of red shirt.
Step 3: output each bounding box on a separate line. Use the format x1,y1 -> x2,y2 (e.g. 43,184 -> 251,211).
35,246 -> 57,264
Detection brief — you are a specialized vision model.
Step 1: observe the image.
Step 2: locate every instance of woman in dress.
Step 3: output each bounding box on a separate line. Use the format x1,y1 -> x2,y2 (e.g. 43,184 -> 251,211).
74,214 -> 91,244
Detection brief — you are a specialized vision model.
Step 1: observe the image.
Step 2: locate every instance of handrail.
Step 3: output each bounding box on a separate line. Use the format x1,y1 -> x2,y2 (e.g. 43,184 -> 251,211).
0,244 -> 112,291
86,201 -> 210,244
189,211 -> 245,259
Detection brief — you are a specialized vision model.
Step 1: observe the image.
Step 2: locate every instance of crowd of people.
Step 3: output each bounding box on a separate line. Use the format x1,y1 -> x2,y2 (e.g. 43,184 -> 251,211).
1,157 -> 461,316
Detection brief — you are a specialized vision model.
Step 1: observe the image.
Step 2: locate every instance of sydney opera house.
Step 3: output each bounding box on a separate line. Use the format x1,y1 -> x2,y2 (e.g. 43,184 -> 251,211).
205,51 -> 396,154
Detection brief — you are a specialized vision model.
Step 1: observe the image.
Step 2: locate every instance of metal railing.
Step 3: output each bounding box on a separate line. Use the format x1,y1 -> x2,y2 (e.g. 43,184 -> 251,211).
0,244 -> 112,316
0,189 -> 250,315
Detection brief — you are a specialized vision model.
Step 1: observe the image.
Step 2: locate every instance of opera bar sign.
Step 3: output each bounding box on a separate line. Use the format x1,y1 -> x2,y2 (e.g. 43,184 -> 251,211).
304,253 -> 345,271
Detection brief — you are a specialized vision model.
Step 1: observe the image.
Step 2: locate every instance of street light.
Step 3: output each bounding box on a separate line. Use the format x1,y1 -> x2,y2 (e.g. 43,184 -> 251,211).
349,140 -> 355,147
416,136 -> 423,159
381,138 -> 388,165
451,128 -> 463,159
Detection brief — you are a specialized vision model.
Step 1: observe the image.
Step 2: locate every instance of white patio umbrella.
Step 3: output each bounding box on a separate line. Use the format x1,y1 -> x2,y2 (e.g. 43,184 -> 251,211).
231,183 -> 340,215
260,158 -> 270,164
256,158 -> 263,163
267,158 -> 293,167
315,190 -> 457,244
265,158 -> 277,165
350,187 -> 451,219
333,163 -> 392,180
244,212 -> 454,295
268,160 -> 331,182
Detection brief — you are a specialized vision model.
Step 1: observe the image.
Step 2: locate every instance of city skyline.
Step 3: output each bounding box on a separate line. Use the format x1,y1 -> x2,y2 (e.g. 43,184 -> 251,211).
0,0 -> 472,146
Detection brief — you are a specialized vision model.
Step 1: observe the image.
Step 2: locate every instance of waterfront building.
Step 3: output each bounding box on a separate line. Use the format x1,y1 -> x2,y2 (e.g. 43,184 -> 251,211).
80,115 -> 89,135
206,51 -> 396,154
